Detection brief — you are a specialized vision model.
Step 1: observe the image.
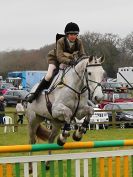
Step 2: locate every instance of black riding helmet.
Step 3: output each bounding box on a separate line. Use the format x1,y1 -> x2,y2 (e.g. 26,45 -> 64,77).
64,22 -> 80,34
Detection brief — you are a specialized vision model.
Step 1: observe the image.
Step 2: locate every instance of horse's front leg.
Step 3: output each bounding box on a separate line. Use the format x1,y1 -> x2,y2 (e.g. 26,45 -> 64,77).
73,105 -> 94,141
52,103 -> 72,145
28,114 -> 45,173
81,105 -> 94,130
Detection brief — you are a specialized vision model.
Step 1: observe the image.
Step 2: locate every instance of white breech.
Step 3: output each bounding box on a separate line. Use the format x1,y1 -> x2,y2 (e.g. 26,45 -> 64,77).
45,64 -> 56,81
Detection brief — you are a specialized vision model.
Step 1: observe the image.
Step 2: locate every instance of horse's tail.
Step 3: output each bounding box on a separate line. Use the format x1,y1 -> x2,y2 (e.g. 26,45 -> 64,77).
36,124 -> 51,141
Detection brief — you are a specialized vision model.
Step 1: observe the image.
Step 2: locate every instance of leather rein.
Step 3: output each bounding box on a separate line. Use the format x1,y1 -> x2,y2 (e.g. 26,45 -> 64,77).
45,61 -> 102,120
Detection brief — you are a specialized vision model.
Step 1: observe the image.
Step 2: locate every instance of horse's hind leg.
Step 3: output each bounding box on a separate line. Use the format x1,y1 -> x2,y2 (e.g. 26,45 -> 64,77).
48,122 -> 61,144
29,118 -> 38,144
28,114 -> 44,173
43,121 -> 61,170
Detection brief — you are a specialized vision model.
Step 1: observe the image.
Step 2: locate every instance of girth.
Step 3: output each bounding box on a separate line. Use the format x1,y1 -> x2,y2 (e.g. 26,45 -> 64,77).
45,91 -> 52,116
45,90 -> 81,121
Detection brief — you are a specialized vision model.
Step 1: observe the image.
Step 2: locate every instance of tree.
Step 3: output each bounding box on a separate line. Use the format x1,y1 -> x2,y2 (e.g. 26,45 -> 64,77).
0,31 -> 133,79
81,32 -> 121,77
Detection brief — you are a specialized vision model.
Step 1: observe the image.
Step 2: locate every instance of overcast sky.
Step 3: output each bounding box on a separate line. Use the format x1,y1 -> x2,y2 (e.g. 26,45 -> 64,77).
0,0 -> 133,51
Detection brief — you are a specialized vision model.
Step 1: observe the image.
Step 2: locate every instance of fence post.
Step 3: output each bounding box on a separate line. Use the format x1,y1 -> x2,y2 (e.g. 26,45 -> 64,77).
14,112 -> 18,132
112,110 -> 116,128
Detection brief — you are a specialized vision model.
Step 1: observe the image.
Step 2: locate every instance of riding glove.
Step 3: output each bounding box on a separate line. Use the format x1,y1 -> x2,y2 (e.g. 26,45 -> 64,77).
69,60 -> 76,66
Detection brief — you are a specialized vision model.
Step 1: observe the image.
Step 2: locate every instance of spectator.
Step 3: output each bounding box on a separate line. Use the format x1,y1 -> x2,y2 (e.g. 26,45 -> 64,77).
16,100 -> 24,124
0,96 -> 5,124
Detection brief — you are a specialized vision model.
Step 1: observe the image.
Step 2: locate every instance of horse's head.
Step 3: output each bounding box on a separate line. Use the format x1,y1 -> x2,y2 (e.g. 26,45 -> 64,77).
83,56 -> 106,103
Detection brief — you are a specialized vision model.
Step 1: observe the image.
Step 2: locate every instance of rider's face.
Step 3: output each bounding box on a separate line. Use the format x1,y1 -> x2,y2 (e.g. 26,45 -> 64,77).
67,34 -> 78,42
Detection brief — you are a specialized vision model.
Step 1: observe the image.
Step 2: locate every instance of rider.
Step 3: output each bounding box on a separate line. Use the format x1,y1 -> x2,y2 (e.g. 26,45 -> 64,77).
27,22 -> 85,103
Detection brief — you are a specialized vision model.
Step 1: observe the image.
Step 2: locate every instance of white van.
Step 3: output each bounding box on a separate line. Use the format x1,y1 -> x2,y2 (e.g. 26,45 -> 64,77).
75,107 -> 109,129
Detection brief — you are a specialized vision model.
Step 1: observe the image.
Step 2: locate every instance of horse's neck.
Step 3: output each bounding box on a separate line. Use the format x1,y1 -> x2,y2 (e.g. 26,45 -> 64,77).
63,60 -> 87,91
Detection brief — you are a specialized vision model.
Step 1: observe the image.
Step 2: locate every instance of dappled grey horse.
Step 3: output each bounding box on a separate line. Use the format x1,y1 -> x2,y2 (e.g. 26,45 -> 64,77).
26,56 -> 106,148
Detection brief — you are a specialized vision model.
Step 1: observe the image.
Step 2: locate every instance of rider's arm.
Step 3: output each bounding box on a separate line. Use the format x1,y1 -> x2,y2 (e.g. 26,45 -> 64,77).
56,38 -> 72,65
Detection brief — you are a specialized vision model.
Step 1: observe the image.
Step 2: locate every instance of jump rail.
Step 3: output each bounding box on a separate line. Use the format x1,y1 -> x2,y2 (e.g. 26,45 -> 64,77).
0,139 -> 133,153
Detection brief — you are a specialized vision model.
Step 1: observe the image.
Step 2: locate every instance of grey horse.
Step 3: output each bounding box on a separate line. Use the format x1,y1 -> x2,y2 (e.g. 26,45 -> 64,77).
26,56 -> 106,148
26,55 -> 106,172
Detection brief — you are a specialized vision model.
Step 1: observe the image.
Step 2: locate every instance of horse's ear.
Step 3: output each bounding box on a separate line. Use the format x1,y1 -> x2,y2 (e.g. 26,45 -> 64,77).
89,55 -> 93,63
99,55 -> 105,63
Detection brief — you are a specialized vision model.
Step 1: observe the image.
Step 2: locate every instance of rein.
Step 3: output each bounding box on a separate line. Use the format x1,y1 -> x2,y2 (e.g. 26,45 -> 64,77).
45,59 -> 103,120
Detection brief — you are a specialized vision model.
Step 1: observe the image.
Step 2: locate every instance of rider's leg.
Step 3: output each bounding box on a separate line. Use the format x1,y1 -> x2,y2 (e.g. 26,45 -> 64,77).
45,64 -> 56,81
27,64 -> 56,103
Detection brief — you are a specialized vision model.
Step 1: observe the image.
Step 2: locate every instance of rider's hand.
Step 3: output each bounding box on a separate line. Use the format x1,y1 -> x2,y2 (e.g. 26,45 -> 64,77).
69,60 -> 76,66
63,52 -> 73,59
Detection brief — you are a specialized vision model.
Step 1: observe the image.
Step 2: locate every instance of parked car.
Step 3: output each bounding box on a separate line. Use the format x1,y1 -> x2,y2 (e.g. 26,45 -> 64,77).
101,82 -> 122,90
0,83 -> 17,95
3,90 -> 29,106
104,102 -> 133,128
99,88 -> 133,109
75,107 -> 109,129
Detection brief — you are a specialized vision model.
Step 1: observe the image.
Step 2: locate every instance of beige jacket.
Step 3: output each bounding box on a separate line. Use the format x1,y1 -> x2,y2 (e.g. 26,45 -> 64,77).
47,37 -> 85,65
56,37 -> 85,64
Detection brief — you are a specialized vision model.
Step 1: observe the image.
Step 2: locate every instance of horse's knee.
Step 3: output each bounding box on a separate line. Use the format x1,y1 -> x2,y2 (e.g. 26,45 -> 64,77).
88,106 -> 94,115
52,104 -> 72,121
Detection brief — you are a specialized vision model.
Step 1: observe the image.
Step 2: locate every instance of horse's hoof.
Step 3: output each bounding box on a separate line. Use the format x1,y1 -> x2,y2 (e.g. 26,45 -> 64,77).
29,168 -> 32,174
29,162 -> 32,174
57,135 -> 66,146
72,131 -> 82,141
46,164 -> 50,170
45,161 -> 50,170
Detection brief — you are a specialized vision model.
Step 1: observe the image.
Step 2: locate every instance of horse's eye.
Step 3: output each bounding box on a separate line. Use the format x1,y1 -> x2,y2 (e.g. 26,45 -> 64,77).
88,72 -> 91,75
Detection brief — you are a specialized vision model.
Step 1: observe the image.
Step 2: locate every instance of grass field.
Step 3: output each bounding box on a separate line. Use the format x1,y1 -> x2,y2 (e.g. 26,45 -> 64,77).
0,107 -> 133,176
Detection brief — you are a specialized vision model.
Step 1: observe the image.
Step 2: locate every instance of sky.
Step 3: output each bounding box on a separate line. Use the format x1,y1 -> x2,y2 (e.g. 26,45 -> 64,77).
0,0 -> 133,51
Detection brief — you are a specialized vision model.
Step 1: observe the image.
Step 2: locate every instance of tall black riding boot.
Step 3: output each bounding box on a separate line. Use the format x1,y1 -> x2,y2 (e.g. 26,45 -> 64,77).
27,78 -> 50,103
